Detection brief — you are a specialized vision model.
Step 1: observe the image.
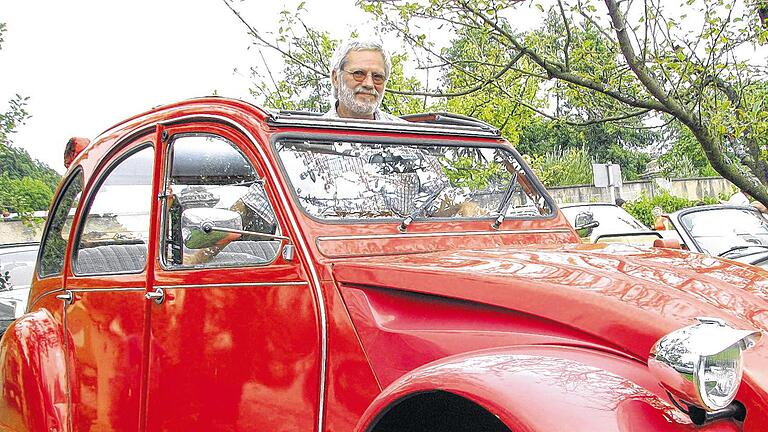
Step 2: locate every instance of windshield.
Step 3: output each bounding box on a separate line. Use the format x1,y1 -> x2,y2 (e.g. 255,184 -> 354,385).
276,139 -> 552,221
680,207 -> 768,255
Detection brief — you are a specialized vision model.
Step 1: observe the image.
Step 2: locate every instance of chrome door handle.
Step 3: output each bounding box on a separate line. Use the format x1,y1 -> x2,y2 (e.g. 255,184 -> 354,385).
56,290 -> 74,305
145,288 -> 165,305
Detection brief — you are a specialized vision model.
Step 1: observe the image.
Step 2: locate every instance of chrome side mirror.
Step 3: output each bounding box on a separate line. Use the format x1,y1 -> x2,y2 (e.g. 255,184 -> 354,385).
182,208 -> 243,250
574,211 -> 599,238
181,207 -> 294,262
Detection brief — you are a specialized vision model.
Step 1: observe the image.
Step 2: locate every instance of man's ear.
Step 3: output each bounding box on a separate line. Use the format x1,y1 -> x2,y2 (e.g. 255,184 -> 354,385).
331,69 -> 339,89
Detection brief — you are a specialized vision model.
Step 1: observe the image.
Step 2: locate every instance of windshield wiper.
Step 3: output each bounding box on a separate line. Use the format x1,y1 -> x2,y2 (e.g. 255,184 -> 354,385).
491,172 -> 519,230
398,185 -> 447,233
717,244 -> 768,258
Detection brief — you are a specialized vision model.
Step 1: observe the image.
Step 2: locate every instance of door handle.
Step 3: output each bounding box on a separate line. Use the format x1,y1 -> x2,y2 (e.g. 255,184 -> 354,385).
56,290 -> 74,305
145,288 -> 165,305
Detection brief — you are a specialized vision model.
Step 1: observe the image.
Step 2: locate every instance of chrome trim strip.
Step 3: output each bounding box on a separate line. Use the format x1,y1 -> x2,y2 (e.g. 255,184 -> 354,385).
68,287 -> 145,293
29,286 -> 147,309
155,281 -> 308,290
318,229 -> 573,241
159,114 -> 329,430
266,115 -> 500,137
28,288 -> 65,310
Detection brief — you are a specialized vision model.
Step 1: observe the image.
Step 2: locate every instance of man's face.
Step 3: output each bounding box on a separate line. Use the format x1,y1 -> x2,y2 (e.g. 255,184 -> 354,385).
333,50 -> 387,118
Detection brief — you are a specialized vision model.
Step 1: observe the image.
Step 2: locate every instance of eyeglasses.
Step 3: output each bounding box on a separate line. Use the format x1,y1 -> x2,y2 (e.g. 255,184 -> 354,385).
343,69 -> 386,85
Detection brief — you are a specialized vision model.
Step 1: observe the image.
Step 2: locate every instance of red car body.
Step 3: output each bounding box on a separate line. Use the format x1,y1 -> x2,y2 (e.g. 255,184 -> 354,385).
0,98 -> 766,431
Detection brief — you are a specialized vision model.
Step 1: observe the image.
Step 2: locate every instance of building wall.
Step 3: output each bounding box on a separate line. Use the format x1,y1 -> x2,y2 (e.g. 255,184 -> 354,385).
0,219 -> 45,243
549,177 -> 734,204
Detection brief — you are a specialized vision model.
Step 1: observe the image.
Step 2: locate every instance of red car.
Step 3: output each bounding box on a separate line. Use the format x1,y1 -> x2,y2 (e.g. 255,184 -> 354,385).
0,98 -> 765,431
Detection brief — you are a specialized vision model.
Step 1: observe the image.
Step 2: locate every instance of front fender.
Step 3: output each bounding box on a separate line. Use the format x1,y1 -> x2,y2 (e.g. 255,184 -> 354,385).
356,345 -> 739,432
0,309 -> 68,432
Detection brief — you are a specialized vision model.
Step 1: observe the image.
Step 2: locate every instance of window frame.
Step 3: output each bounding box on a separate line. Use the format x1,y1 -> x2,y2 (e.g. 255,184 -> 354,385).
70,143 -> 155,277
158,131 -> 284,271
36,168 -> 84,279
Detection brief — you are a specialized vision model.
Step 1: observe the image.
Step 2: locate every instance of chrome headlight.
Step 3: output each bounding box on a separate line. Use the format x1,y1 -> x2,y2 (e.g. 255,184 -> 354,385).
648,317 -> 761,411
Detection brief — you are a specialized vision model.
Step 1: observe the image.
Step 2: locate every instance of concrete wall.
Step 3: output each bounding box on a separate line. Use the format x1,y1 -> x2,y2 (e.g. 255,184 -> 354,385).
549,176 -> 734,204
0,219 -> 45,243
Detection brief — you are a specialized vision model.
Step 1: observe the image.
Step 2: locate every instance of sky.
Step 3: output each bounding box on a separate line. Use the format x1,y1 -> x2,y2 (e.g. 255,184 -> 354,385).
0,0 -> 371,173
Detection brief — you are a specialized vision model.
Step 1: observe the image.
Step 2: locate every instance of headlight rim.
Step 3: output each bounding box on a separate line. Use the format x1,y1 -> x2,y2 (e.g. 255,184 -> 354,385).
648,317 -> 761,413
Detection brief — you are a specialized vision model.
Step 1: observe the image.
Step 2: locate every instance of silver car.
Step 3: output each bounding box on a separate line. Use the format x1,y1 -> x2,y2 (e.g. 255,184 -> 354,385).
560,202 -> 662,245
0,242 -> 39,334
662,204 -> 768,268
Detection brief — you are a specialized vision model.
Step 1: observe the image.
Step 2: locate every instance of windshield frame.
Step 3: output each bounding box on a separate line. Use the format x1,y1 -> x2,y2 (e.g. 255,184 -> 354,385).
270,131 -> 556,225
673,204 -> 768,255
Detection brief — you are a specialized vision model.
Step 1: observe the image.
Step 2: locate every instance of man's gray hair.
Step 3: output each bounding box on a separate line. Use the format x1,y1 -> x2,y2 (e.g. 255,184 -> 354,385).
330,39 -> 392,98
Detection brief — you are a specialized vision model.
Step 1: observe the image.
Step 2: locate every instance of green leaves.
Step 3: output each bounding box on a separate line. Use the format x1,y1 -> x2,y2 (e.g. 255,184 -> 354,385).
0,94 -> 30,148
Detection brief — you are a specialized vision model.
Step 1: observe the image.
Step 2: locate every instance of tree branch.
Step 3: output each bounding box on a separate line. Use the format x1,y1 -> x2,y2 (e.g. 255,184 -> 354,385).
460,0 -> 671,113
222,0 -> 328,78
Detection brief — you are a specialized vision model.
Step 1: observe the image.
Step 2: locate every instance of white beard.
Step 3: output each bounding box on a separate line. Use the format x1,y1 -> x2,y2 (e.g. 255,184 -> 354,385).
338,79 -> 382,117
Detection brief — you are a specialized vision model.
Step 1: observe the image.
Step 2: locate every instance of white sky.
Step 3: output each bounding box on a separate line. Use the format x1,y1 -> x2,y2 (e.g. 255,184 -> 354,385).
0,0 -> 372,173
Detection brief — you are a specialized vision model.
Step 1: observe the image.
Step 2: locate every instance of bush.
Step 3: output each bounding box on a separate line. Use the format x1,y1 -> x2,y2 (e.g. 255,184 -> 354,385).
527,147 -> 593,187
623,191 -> 719,227
0,175 -> 54,216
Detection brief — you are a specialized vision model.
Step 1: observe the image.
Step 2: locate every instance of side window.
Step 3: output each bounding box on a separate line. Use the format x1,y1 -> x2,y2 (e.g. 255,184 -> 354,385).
74,146 -> 154,275
38,171 -> 84,278
162,134 -> 281,268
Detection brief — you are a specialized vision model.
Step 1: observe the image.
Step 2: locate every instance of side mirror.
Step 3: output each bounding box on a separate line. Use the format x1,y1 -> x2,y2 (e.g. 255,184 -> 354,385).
574,211 -> 599,238
181,207 -> 294,261
182,208 -> 243,250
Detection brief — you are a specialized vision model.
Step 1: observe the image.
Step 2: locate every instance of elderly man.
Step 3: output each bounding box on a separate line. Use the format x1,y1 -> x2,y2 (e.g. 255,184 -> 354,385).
325,39 -> 404,121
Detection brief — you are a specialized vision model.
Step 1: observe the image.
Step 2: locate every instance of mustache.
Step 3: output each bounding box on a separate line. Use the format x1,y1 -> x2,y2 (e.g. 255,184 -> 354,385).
354,87 -> 379,97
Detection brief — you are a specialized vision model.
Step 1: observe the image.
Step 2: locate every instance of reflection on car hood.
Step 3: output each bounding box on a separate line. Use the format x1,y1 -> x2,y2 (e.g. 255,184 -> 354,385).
333,242 -> 768,399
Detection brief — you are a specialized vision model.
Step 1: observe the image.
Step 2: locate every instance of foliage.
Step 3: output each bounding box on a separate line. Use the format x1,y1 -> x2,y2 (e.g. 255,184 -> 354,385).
656,122 -> 718,178
527,147 -> 593,187
443,156 -> 507,189
441,25 -> 540,145
623,191 -> 718,227
518,117 -> 652,180
0,94 -> 30,147
0,175 -> 54,215
353,0 -> 768,205
0,144 -> 59,190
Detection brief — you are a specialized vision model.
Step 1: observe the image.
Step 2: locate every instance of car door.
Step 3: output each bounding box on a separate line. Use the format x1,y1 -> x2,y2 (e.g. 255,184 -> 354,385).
144,123 -> 321,431
63,140 -> 157,431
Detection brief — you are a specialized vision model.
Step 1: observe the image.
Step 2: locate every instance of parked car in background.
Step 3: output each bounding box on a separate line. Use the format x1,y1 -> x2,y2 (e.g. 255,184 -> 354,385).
0,242 -> 38,334
661,204 -> 768,268
2,98 -> 767,431
560,202 -> 663,245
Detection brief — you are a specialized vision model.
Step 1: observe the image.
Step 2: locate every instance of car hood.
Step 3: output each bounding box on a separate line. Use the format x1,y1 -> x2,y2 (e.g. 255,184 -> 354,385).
331,242 -> 768,397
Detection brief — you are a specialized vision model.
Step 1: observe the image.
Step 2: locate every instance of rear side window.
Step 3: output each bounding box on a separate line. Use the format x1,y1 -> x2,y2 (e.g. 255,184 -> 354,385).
74,146 -> 154,275
38,170 -> 84,278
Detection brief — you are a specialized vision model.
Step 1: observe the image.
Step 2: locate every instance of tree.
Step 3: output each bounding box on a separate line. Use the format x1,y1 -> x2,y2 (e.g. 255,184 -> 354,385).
224,0 -> 768,200
355,0 -> 768,204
